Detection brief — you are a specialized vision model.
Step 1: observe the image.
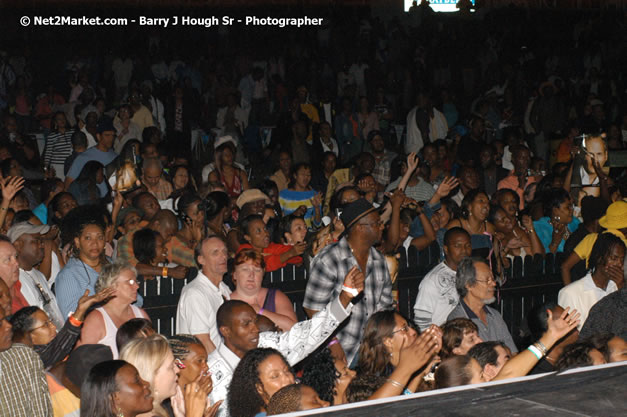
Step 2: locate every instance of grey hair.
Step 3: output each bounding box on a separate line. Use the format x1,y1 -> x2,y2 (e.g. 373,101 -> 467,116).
95,261 -> 138,292
455,257 -> 488,298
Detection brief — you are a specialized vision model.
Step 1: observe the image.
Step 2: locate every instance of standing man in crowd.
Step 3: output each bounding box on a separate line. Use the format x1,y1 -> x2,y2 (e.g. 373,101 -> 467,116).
304,198 -> 393,365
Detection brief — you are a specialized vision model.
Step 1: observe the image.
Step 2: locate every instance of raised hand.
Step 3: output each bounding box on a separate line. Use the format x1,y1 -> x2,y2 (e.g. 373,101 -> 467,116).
521,214 -> 535,232
390,188 -> 405,209
406,152 -> 419,173
74,287 -> 116,321
546,307 -> 580,344
436,176 -> 459,197
0,176 -> 25,203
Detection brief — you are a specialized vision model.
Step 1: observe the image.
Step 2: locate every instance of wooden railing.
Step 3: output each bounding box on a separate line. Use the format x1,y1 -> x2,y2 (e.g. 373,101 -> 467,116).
143,245 -> 566,350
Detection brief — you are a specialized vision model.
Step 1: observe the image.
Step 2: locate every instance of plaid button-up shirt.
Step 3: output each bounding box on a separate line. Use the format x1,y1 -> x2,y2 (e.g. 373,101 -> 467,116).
0,344 -> 52,417
304,237 -> 393,364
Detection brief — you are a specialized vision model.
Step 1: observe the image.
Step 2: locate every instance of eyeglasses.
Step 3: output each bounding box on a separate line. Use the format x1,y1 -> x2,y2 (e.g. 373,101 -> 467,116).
475,277 -> 496,285
391,324 -> 410,335
30,319 -> 54,332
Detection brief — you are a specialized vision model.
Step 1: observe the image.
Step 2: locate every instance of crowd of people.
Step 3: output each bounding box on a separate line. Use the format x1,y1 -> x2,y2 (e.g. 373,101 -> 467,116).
0,3 -> 626,417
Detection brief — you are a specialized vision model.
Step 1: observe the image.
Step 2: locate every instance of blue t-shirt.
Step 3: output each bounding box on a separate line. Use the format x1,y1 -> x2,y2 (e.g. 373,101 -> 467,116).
533,216 -> 581,253
66,147 -> 118,180
33,203 -> 48,224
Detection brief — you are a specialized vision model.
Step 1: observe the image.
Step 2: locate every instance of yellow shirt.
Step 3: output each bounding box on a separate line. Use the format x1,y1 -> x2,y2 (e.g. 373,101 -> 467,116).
323,168 -> 352,215
574,229 -> 627,266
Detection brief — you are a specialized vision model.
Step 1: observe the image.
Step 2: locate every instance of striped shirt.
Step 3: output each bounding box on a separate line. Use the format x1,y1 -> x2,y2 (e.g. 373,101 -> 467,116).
279,189 -> 320,228
43,130 -> 74,166
0,344 -> 53,417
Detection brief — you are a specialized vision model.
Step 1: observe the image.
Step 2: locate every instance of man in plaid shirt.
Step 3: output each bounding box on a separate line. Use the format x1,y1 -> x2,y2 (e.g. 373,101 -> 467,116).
304,198 -> 393,364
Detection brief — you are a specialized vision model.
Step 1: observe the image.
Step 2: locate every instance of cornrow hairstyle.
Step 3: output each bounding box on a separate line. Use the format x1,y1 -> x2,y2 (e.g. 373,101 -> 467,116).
168,334 -> 202,361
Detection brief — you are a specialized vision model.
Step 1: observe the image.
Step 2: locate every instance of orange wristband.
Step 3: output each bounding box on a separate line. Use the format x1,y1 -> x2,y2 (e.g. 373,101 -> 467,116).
162,266 -> 168,277
68,315 -> 83,327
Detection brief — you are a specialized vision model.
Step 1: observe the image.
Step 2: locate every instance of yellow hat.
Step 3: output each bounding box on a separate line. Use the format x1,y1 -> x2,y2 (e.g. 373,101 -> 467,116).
598,201 -> 627,230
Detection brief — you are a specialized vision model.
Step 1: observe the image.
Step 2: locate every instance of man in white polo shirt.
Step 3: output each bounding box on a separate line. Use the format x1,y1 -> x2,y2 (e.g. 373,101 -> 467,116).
176,235 -> 231,353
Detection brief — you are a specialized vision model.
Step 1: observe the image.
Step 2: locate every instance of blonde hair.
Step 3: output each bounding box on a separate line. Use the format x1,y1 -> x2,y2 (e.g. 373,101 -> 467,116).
95,261 -> 137,293
119,334 -> 171,417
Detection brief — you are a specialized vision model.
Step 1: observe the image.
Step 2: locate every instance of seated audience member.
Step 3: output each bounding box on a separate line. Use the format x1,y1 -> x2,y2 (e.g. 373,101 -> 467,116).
238,214 -> 304,272
226,189 -> 271,252
527,302 -> 580,374
78,262 -> 149,358
133,228 -> 169,279
65,117 -> 118,191
207,136 -> 249,200
345,374 -> 387,403
47,344 -> 114,416
9,221 -> 64,327
555,341 -> 607,371
142,157 -> 173,202
444,190 -> 496,258
279,163 -> 323,229
278,213 -> 308,247
440,318 -> 483,358
579,284 -> 627,341
80,360 -> 153,417
0,301 -> 53,416
448,257 -> 518,353
301,347 -> 356,406
533,188 -> 580,253
176,236 -> 231,353
414,227 -> 471,330
267,384 -> 330,415
467,341 -> 511,382
561,200 -> 627,285
168,193 -> 207,268
558,233 -> 625,329
132,191 -> 161,222
168,335 -> 211,388
121,334 -> 213,417
48,192 -> 78,226
229,249 -> 297,331
585,333 -> 627,363
117,209 -> 185,278
208,271 -> 361,412
9,285 -> 111,369
356,310 -> 441,396
115,207 -> 143,237
55,207 -> 108,318
560,196 -> 609,284
116,318 -> 155,353
497,145 -> 542,209
68,161 -> 109,206
434,355 -> 483,389
228,348 -> 295,417
488,205 -> 544,262
33,178 -> 64,224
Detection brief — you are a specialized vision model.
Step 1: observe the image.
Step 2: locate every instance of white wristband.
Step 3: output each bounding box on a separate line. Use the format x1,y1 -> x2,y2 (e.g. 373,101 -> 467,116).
341,285 -> 359,297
